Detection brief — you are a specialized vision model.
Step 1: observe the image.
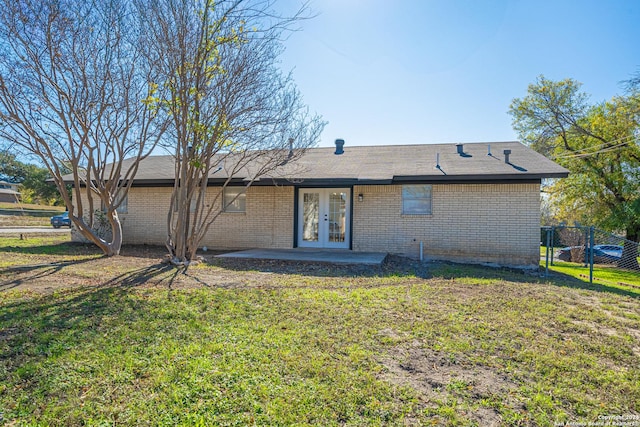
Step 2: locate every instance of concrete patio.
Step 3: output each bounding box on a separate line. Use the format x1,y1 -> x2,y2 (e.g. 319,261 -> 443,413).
215,248 -> 388,266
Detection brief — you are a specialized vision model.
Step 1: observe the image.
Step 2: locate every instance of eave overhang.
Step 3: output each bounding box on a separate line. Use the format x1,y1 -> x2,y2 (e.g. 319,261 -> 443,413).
88,170 -> 568,188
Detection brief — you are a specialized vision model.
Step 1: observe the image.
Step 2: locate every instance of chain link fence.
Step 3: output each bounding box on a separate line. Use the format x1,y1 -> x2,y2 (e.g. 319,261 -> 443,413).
542,226 -> 640,283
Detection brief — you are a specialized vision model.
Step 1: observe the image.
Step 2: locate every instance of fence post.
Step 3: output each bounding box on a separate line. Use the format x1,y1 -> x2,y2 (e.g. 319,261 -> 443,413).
550,226 -> 555,266
545,227 -> 551,276
589,226 -> 595,284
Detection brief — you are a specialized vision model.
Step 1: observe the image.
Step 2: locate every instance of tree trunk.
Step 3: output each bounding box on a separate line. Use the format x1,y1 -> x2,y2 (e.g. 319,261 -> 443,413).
106,211 -> 123,256
70,210 -> 123,257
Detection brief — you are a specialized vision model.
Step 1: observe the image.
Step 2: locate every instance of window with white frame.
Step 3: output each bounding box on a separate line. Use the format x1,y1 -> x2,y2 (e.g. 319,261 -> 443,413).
223,187 -> 246,212
402,185 -> 432,215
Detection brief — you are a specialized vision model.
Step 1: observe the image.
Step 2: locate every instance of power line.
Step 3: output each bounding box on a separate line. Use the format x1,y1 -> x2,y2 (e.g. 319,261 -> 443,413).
555,133 -> 637,156
554,134 -> 639,160
554,134 -> 637,157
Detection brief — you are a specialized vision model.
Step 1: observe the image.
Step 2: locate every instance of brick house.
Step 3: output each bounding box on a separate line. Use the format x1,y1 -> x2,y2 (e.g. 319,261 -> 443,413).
0,180 -> 21,203
76,141 -> 568,267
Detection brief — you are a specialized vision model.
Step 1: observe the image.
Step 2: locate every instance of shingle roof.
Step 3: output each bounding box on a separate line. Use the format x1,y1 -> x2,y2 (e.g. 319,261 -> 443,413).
75,141 -> 569,185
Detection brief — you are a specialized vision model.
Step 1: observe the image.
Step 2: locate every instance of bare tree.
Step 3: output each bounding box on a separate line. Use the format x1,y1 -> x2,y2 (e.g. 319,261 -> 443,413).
139,0 -> 325,264
0,0 -> 164,255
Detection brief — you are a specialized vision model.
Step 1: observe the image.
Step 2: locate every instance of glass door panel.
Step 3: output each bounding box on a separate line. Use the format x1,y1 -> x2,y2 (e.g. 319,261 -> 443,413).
302,192 -> 320,242
328,191 -> 346,243
298,189 -> 350,249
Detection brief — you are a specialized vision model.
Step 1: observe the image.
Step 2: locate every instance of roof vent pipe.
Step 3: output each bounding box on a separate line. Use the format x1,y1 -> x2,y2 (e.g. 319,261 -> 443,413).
503,149 -> 511,163
288,138 -> 294,158
456,143 -> 464,155
334,139 -> 345,155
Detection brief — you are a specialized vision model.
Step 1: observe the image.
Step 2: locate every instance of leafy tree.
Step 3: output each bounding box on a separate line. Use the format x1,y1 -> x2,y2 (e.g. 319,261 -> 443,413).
20,166 -> 65,205
139,0 -> 325,264
0,0 -> 165,255
510,75 -> 640,269
0,151 -> 26,184
0,151 -> 66,205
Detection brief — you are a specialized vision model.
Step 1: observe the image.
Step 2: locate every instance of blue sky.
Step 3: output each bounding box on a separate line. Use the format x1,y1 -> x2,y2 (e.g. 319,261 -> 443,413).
276,0 -> 640,147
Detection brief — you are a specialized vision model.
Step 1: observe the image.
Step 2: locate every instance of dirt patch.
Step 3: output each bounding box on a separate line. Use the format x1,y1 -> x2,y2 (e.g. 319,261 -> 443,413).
0,326 -> 19,341
572,319 -> 620,337
379,339 -> 519,427
0,249 -> 431,293
622,327 -> 640,357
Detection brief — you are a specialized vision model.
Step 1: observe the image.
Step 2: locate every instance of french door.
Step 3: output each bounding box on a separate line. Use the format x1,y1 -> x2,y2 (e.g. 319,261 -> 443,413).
298,188 -> 350,249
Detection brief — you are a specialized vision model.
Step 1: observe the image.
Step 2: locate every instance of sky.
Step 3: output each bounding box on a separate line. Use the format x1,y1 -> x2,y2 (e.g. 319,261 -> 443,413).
274,0 -> 640,148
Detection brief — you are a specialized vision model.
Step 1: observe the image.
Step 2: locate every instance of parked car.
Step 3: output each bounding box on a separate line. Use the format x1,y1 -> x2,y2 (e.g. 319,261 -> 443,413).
556,245 -> 622,264
50,211 -> 71,228
592,245 -> 623,263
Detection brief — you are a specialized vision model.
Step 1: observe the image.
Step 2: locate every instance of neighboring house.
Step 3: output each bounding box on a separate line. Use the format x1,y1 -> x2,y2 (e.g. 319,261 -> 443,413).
0,180 -> 21,203
73,141 -> 568,267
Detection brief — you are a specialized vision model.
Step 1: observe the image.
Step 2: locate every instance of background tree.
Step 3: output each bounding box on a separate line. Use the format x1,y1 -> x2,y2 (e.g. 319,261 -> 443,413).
0,0 -> 164,255
510,75 -> 640,269
0,151 -> 28,185
139,0 -> 325,264
0,151 -> 67,205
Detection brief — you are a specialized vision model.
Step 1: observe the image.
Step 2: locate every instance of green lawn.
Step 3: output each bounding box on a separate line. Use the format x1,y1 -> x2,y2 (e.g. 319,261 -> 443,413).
1,238 -> 639,426
0,236 -> 95,269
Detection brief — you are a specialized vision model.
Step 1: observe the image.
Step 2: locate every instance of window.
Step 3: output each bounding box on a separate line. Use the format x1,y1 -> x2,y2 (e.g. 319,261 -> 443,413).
116,194 -> 128,214
402,185 -> 432,215
101,193 -> 128,214
171,189 -> 199,213
224,187 -> 246,212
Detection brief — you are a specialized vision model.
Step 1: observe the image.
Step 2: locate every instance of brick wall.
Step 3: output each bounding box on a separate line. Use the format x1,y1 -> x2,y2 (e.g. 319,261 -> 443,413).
74,186 -> 295,250
202,186 -> 294,249
75,182 -> 541,267
352,183 -> 541,267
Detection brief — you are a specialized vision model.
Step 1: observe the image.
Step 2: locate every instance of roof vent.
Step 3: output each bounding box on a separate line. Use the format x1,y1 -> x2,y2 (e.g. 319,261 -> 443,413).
455,143 -> 472,158
334,139 -> 345,155
503,149 -> 511,164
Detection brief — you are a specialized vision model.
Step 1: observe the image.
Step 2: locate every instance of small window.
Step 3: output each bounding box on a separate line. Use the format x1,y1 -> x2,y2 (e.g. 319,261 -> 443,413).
224,187 -> 246,213
116,193 -> 128,214
171,189 -> 200,213
402,185 -> 432,215
102,193 -> 128,214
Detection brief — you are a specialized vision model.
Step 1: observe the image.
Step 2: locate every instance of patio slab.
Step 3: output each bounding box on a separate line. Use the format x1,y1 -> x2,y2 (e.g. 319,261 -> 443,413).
215,248 -> 387,266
